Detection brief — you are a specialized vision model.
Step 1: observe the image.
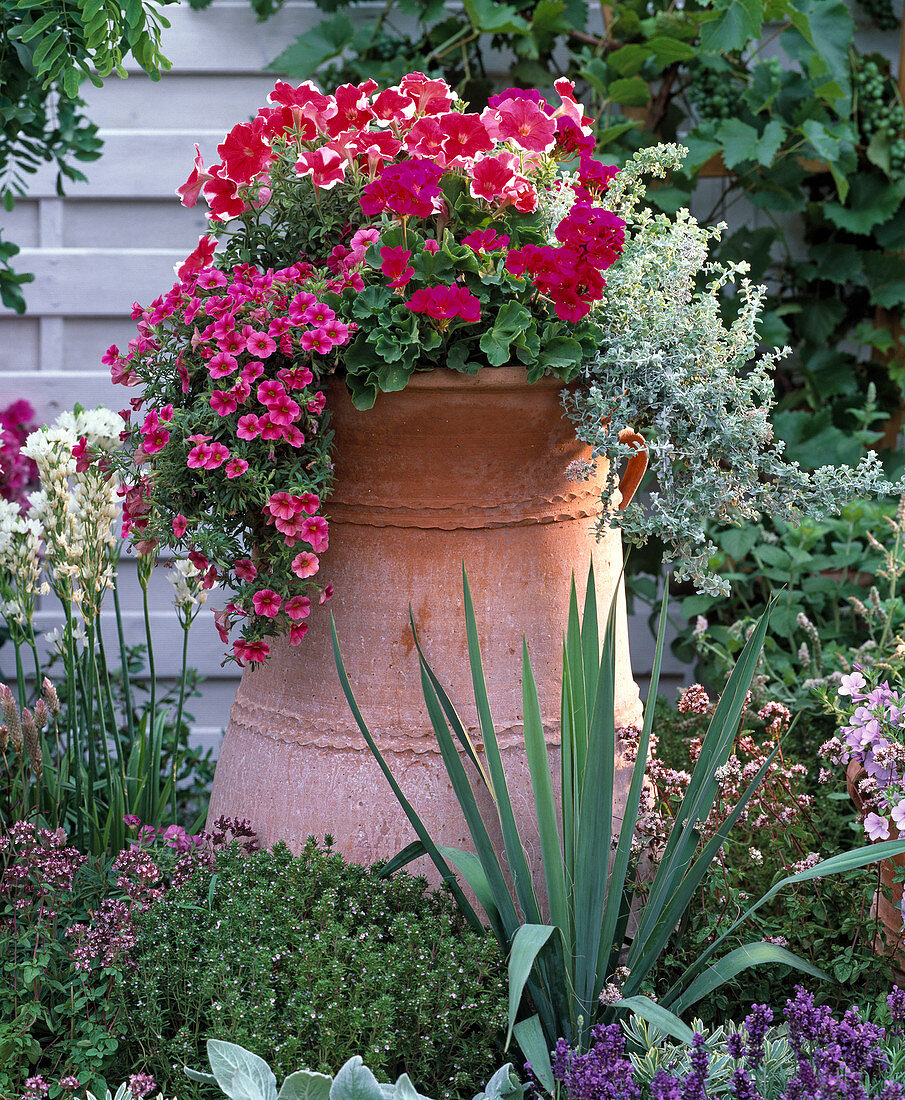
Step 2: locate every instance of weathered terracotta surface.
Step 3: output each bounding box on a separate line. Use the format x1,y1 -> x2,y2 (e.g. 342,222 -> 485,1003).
207,367 -> 643,882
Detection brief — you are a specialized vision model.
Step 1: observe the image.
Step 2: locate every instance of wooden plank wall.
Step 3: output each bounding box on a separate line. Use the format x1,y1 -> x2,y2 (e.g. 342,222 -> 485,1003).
11,1 -> 889,747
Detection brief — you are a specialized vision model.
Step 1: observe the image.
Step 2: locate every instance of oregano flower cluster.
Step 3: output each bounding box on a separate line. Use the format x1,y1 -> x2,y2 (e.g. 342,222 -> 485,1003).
109,252 -> 346,665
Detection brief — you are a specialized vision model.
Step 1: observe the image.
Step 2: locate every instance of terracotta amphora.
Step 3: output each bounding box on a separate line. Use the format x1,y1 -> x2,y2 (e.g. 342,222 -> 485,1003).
206,366 -> 644,886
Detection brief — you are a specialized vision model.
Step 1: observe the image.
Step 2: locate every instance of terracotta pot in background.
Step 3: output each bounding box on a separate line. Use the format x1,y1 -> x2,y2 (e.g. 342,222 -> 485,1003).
846,759 -> 905,976
206,367 -> 643,887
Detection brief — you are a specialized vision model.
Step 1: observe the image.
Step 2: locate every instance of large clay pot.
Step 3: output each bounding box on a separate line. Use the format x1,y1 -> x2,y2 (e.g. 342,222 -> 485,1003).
847,760 -> 905,976
206,366 -> 643,884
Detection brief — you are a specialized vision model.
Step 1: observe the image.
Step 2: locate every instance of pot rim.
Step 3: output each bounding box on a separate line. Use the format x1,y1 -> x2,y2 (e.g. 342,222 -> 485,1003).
331,365 -> 569,396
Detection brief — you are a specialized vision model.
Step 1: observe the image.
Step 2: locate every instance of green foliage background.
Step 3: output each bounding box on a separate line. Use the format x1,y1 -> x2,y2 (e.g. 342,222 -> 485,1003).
0,0 -> 176,311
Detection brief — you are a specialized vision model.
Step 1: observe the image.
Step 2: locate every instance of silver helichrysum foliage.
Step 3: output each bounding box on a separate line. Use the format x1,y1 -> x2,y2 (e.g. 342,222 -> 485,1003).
565,144 -> 896,596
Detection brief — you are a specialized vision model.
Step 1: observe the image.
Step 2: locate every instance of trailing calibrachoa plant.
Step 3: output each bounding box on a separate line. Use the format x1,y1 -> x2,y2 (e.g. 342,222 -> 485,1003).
109,255 -> 343,665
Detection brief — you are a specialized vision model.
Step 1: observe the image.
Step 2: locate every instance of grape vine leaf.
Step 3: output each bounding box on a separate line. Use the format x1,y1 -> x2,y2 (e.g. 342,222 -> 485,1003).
700,0 -> 763,53
783,0 -> 853,92
463,0 -> 529,34
268,13 -> 354,75
716,118 -> 759,169
823,173 -> 905,234
863,253 -> 905,310
754,120 -> 786,165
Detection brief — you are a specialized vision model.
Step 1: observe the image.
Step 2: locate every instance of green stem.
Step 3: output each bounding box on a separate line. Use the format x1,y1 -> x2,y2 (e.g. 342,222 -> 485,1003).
172,623 -> 191,822
112,553 -> 136,742
62,599 -> 83,846
139,562 -> 157,743
95,611 -> 126,782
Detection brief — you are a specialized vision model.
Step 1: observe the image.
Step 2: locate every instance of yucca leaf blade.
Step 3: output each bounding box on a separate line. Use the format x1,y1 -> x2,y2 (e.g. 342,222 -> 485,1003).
572,596 -> 617,1029
682,837 -> 905,986
671,943 -> 828,1017
513,1017 -> 554,1093
506,924 -> 555,1046
410,606 -> 487,786
599,584 -> 669,990
633,600 -> 773,945
459,569 -> 542,924
628,740 -> 781,986
417,661 -> 526,950
331,615 -> 483,932
522,638 -> 570,947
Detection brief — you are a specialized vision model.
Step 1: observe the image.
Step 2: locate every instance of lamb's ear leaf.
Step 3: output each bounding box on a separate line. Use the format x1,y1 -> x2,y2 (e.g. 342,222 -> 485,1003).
206,1038 -> 278,1100
184,1068 -> 219,1085
330,1057 -> 385,1100
278,1069 -> 334,1100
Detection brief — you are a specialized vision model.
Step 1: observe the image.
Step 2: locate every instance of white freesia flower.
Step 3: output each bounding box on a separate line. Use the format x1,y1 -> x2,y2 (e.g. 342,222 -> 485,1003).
17,408 -> 123,622
168,557 -> 215,624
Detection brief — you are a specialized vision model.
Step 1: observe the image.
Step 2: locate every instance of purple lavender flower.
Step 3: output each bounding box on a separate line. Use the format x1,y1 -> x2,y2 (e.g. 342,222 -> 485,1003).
887,987 -> 905,1025
727,1032 -> 745,1061
551,1024 -> 639,1100
729,1068 -> 760,1100
649,1070 -> 682,1100
743,1004 -> 773,1069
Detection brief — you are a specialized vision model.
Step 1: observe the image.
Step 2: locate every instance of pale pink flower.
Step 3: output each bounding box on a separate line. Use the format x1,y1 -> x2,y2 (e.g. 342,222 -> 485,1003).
291,551 -> 319,578
865,812 -> 891,841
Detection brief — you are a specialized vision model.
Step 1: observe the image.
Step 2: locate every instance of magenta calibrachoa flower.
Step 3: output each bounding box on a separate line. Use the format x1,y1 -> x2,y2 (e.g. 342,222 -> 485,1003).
109,252 -> 347,665
172,72 -> 627,411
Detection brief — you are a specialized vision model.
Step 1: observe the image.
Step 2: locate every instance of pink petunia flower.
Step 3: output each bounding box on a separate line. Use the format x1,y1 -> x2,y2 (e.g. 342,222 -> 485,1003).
300,329 -> 333,355
225,458 -> 249,478
285,595 -> 312,620
186,442 -> 213,469
295,146 -> 347,190
267,491 -> 300,520
210,390 -> 238,416
208,352 -> 239,379
301,515 -> 329,553
236,414 -> 261,440
280,365 -> 314,390
281,424 -> 306,448
233,638 -> 270,664
288,622 -> 309,646
257,379 -> 285,406
252,589 -> 282,617
172,514 -> 187,538
234,558 -> 257,581
245,330 -> 277,358
291,550 -> 319,578
143,425 -> 170,454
